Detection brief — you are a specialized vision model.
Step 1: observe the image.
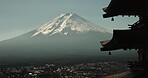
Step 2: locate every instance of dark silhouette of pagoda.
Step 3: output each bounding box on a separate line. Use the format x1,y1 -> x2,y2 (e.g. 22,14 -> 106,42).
100,0 -> 148,77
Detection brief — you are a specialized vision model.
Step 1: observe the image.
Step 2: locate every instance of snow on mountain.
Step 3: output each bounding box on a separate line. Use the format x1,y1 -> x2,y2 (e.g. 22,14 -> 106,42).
32,13 -> 108,36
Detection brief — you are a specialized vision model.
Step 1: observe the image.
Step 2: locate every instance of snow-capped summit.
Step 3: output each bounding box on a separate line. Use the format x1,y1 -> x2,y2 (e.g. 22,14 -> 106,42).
32,13 -> 108,36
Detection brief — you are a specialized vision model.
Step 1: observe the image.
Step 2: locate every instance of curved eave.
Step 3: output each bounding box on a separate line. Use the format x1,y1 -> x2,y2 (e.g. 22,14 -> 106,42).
103,0 -> 147,18
100,30 -> 139,51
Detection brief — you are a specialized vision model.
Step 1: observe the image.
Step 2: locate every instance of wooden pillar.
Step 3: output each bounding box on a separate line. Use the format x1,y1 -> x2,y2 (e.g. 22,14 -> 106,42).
139,47 -> 148,71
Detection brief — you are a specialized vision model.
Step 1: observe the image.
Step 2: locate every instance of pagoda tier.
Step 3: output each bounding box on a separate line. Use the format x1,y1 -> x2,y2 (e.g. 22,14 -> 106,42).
100,23 -> 148,51
103,0 -> 147,18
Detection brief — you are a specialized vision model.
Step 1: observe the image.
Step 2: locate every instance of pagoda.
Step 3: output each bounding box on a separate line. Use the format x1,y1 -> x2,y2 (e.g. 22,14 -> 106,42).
100,0 -> 148,75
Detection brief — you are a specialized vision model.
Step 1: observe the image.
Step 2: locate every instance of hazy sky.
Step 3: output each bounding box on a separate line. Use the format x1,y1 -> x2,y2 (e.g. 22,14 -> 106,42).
0,0 -> 138,41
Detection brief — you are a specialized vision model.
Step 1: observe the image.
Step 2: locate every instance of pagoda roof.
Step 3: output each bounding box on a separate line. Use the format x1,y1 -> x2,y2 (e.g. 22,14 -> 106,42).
100,26 -> 148,51
103,0 -> 147,18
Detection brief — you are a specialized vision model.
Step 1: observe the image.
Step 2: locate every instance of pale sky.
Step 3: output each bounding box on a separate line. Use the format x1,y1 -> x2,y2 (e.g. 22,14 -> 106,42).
0,0 -> 138,41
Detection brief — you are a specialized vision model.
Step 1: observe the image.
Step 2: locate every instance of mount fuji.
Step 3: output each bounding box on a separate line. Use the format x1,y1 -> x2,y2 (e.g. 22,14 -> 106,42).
0,13 -> 112,65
